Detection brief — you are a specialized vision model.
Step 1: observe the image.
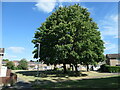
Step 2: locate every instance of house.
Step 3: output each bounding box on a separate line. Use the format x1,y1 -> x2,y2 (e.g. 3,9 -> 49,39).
12,60 -> 39,70
106,54 -> 120,66
28,61 -> 38,70
28,61 -> 54,70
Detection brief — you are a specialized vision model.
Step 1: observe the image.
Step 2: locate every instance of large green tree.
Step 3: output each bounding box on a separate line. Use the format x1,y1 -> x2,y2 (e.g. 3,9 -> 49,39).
32,4 -> 105,73
18,58 -> 28,70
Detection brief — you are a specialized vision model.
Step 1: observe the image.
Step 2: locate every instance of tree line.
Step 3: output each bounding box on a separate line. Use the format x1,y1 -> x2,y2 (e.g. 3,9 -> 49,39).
5,58 -> 28,70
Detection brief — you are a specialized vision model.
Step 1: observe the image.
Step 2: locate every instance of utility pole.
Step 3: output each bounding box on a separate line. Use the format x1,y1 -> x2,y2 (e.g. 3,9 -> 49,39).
36,43 -> 40,77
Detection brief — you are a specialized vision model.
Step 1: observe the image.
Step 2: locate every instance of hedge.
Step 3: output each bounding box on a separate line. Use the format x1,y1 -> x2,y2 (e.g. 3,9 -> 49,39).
100,64 -> 120,73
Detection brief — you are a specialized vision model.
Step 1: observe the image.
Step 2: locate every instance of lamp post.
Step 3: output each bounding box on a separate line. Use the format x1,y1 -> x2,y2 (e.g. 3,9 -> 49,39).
36,43 -> 40,77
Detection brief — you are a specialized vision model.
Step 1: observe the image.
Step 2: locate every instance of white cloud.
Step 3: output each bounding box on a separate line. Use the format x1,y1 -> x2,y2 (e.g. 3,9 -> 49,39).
34,0 -> 56,13
104,40 -> 118,53
104,41 -> 110,45
100,14 -> 118,54
101,27 -> 117,36
99,14 -> 118,38
8,47 -> 25,53
105,43 -> 116,50
3,53 -> 17,59
110,15 -> 118,23
114,35 -> 120,38
33,0 -> 83,13
58,2 -> 63,7
104,41 -> 118,53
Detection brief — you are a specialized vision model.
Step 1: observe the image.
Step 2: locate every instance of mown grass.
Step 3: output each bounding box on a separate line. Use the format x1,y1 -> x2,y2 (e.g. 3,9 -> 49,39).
12,70 -> 119,88
31,75 -> 120,88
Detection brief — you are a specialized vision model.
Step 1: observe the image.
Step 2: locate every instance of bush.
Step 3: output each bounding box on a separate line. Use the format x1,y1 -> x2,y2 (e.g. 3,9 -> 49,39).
18,59 -> 28,70
107,66 -> 120,73
14,67 -> 18,70
54,67 -> 59,71
99,64 -> 108,72
100,64 -> 120,73
6,61 -> 15,70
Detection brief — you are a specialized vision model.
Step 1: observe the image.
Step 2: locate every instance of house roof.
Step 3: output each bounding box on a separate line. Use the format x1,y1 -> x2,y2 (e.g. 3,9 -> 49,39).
13,61 -> 19,63
106,54 -> 120,59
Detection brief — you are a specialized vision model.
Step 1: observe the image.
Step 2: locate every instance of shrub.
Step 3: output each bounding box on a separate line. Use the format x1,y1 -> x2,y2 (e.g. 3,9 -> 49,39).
6,61 -> 15,70
14,67 -> 18,70
107,66 -> 120,73
54,67 -> 59,71
100,64 -> 120,73
18,59 -> 28,70
99,64 -> 108,72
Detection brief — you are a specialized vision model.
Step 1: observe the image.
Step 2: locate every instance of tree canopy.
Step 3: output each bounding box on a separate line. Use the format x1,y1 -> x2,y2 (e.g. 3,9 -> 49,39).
32,4 -> 105,72
3,59 -> 9,61
18,58 -> 28,70
6,61 -> 15,70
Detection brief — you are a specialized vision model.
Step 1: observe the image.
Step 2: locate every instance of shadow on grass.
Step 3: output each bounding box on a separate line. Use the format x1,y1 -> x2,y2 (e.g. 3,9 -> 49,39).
16,70 -> 88,77
30,76 -> 120,88
2,76 -> 119,89
2,81 -> 32,90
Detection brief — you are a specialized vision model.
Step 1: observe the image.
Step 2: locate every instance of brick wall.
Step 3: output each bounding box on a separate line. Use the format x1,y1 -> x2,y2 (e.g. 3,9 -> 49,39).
0,69 -> 17,86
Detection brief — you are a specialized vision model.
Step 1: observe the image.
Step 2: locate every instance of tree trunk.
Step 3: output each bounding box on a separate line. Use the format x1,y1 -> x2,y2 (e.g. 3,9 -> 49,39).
54,64 -> 57,70
63,63 -> 67,73
70,64 -> 74,71
86,64 -> 89,71
71,64 -> 74,71
75,64 -> 78,72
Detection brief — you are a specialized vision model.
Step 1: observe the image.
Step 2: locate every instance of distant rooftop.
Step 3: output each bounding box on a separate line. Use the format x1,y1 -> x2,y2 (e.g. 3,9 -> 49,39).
106,54 -> 120,59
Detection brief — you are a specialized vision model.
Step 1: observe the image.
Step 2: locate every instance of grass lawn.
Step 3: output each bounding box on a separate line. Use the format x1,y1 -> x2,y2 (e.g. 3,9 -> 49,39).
31,75 -> 120,88
12,70 -> 119,88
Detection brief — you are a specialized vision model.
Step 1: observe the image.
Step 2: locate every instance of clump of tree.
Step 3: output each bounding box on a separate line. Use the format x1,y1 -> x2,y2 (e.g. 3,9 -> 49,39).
32,4 -> 105,74
18,58 -> 28,70
6,61 -> 15,70
3,59 -> 9,61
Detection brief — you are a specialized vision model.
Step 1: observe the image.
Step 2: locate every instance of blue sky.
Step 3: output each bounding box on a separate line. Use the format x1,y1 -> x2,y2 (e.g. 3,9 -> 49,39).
2,1 -> 118,61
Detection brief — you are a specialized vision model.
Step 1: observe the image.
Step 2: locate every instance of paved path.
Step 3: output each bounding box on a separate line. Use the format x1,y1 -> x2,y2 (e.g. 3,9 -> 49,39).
12,77 -> 32,89
0,85 -> 2,90
2,77 -> 32,89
